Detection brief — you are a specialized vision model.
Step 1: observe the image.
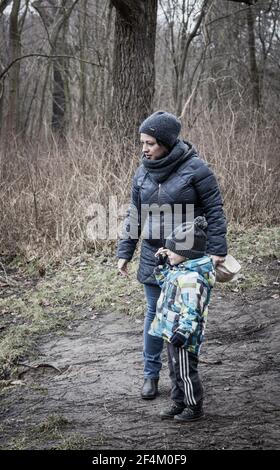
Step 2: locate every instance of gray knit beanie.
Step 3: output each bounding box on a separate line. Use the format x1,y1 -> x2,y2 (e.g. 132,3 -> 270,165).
165,216 -> 208,259
139,110 -> 181,149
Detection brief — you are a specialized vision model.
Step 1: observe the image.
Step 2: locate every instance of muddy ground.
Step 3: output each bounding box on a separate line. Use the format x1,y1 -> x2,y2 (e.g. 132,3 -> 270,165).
0,259 -> 279,450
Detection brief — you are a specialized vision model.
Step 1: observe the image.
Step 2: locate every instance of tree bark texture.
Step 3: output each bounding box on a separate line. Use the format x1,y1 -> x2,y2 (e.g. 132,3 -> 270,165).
7,0 -> 21,135
52,55 -> 67,132
110,0 -> 158,141
246,3 -> 261,109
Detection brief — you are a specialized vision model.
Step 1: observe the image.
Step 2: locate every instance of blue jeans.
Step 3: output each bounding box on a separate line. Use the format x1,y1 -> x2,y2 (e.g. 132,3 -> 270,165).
143,284 -> 163,379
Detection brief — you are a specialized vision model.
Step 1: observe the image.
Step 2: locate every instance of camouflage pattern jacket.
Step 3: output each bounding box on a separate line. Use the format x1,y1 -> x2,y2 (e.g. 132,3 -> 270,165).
149,256 -> 216,355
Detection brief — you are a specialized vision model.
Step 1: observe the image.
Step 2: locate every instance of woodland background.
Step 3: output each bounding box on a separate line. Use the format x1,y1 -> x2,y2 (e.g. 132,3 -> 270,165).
0,2 -> 279,451
0,0 -> 279,260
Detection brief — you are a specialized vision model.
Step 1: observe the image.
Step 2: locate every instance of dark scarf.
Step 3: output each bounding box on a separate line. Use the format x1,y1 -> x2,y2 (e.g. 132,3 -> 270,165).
142,139 -> 195,183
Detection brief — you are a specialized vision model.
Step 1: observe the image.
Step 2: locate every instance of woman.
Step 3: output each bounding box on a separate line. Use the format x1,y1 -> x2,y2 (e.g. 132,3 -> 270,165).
117,111 -> 227,399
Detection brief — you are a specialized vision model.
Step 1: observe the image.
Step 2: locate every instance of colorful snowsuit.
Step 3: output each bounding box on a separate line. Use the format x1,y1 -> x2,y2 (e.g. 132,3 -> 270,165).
149,256 -> 215,406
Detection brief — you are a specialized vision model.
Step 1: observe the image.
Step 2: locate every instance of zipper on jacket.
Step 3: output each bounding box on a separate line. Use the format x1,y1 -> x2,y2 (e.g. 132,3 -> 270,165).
158,183 -> 161,205
158,183 -> 163,242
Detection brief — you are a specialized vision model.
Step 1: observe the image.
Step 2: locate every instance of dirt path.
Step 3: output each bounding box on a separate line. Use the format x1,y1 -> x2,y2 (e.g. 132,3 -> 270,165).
1,285 -> 279,450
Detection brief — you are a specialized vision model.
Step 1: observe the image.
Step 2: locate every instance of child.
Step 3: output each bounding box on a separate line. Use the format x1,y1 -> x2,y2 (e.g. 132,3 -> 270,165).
148,216 -> 216,422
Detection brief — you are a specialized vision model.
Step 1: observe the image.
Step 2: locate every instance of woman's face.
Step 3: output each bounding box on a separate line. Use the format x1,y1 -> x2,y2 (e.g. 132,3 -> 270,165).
140,133 -> 168,160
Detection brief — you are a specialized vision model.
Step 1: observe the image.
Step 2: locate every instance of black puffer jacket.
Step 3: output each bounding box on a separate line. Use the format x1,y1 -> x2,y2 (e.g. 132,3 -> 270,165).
118,140 -> 227,285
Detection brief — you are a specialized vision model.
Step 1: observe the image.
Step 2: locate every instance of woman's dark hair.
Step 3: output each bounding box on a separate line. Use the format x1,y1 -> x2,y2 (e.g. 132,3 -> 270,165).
156,138 -> 170,149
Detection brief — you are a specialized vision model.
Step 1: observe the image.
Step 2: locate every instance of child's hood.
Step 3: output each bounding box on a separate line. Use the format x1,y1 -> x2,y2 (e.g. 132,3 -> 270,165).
176,256 -> 216,287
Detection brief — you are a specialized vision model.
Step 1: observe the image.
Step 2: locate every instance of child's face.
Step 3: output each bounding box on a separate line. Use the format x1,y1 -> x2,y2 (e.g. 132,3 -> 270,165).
165,249 -> 187,266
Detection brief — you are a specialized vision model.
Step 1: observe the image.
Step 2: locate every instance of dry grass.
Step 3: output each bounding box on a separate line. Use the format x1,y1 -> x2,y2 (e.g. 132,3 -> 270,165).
0,130 -> 138,260
187,107 -> 280,225
0,109 -> 279,261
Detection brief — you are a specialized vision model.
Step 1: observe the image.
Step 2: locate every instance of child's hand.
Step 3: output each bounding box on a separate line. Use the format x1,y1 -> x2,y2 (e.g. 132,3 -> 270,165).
155,247 -> 168,257
170,331 -> 187,348
155,248 -> 168,266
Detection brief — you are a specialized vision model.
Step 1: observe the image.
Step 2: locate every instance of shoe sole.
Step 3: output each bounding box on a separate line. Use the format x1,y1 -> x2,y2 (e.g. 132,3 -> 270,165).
174,413 -> 205,423
141,393 -> 158,400
160,414 -> 180,420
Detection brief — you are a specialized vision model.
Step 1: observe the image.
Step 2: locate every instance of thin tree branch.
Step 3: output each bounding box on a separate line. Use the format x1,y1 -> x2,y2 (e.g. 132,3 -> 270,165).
0,0 -> 11,16
0,53 -> 102,81
180,0 -> 211,78
32,0 -> 80,50
228,0 -> 258,4
206,5 -> 253,27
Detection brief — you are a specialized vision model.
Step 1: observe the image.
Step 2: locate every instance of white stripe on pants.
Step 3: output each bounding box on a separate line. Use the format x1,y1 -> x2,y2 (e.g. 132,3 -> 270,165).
167,343 -> 203,406
179,348 -> 196,406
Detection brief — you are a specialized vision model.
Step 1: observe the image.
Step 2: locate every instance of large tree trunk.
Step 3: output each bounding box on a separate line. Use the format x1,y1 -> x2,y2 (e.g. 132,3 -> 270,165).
77,0 -> 88,134
110,0 -> 158,141
6,0 -> 21,136
52,54 -> 67,132
246,3 -> 261,109
0,65 -> 4,136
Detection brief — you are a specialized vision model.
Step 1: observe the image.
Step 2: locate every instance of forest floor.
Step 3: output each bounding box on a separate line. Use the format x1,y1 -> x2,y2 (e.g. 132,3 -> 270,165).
0,226 -> 279,450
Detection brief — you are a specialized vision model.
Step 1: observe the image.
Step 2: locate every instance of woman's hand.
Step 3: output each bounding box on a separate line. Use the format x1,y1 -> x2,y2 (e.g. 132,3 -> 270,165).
118,258 -> 129,276
211,255 -> 226,267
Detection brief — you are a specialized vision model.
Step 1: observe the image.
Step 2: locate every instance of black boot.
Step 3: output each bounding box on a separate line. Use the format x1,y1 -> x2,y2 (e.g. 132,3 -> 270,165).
141,378 -> 159,400
174,400 -> 204,422
159,403 -> 185,420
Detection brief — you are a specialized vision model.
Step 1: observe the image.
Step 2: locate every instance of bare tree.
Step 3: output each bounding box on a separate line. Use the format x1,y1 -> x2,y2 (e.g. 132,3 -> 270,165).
246,2 -> 261,108
110,0 -> 158,140
1,0 -> 279,141
159,0 -> 212,116
33,0 -> 80,134
229,0 -> 258,4
6,0 -> 21,136
0,0 -> 12,15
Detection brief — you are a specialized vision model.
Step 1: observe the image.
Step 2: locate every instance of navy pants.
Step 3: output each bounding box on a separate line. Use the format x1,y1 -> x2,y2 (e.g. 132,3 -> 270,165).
143,284 -> 163,379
